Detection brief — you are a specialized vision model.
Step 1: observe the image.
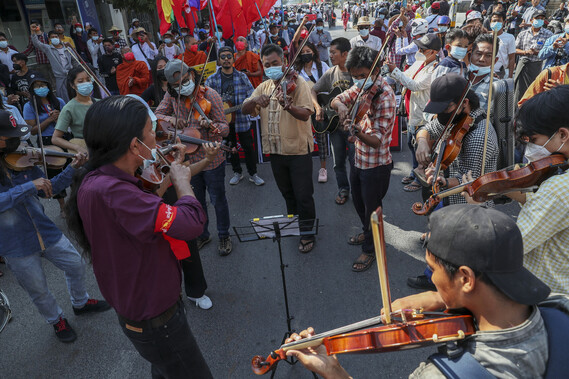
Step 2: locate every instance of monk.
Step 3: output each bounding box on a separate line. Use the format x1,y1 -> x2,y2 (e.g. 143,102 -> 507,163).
234,36 -> 263,88
116,47 -> 149,96
177,35 -> 207,67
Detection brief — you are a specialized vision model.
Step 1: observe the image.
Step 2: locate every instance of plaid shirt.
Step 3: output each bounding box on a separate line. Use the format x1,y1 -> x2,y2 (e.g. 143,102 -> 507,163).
23,33 -> 49,64
422,107 -> 498,205
205,69 -> 254,133
155,87 -> 229,170
518,169 -> 569,294
112,37 -> 128,54
335,77 -> 396,169
515,27 -> 553,62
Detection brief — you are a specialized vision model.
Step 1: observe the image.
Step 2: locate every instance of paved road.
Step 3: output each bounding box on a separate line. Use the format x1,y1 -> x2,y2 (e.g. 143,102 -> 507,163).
0,25 -> 519,378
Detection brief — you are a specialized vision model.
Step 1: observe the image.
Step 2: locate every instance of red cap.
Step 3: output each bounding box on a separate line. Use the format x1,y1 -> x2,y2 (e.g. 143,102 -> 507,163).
74,23 -> 82,27
431,1 -> 440,9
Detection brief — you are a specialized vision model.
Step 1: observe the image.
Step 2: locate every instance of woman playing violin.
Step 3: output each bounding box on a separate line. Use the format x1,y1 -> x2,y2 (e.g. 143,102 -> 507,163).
285,206 -> 566,379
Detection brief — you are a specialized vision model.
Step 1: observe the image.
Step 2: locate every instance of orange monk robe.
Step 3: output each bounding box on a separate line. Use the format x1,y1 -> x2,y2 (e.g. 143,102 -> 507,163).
234,51 -> 263,88
177,50 -> 207,67
116,60 -> 149,96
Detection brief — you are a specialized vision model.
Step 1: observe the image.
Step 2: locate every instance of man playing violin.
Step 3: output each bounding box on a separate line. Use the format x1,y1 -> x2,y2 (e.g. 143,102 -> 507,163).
0,110 -> 110,343
155,60 -> 233,256
241,43 -> 317,253
285,205 -> 569,378
330,46 -> 396,272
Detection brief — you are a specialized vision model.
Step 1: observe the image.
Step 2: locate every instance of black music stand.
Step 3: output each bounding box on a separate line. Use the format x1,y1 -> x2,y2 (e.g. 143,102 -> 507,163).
234,215 -> 319,378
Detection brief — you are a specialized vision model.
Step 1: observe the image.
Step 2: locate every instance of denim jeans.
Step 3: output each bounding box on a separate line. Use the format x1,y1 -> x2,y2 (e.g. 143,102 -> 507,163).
191,162 -> 230,239
330,129 -> 355,191
4,235 -> 89,324
226,122 -> 257,176
118,301 -> 213,379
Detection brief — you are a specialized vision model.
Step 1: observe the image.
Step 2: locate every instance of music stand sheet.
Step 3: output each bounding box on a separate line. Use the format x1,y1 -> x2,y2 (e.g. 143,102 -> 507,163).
251,215 -> 300,239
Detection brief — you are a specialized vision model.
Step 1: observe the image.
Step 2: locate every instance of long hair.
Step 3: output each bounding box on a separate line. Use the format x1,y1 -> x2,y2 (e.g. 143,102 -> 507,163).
294,41 -> 322,73
150,55 -> 168,106
30,80 -> 61,114
65,96 -> 148,260
66,65 -> 100,99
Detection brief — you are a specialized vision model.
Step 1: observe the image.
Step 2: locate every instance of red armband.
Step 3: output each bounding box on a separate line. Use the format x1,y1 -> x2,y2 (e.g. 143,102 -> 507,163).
155,203 -> 191,260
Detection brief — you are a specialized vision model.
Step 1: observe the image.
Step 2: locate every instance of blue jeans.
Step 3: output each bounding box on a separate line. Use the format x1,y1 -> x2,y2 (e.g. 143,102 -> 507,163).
4,235 -> 89,324
407,126 -> 419,179
330,129 -> 355,191
191,162 -> 230,239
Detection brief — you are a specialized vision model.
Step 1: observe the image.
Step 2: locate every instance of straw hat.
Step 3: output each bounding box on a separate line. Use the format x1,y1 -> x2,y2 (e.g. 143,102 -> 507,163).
108,25 -> 122,33
130,27 -> 147,39
357,16 -> 372,26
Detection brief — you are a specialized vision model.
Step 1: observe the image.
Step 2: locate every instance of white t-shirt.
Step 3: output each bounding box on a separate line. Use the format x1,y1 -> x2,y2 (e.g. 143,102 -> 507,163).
350,35 -> 382,50
495,32 -> 516,74
163,44 -> 178,61
0,48 -> 17,69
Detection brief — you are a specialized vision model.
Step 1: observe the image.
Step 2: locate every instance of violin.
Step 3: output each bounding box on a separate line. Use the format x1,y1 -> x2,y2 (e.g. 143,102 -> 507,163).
274,70 -> 299,109
412,154 -> 569,215
430,112 -> 475,173
137,145 -> 175,192
156,120 -> 235,154
4,146 -> 76,171
251,206 -> 476,375
185,86 -> 212,121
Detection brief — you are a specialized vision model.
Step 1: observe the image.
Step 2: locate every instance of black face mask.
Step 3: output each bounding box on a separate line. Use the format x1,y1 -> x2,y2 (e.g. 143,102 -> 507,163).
437,107 -> 464,126
1,137 -> 21,153
300,53 -> 314,63
157,69 -> 167,81
13,64 -> 22,71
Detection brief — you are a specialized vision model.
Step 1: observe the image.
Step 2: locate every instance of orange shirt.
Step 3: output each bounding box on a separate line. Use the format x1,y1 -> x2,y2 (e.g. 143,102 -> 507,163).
116,60 -> 149,96
234,51 -> 263,88
177,50 -> 207,67
519,63 -> 569,107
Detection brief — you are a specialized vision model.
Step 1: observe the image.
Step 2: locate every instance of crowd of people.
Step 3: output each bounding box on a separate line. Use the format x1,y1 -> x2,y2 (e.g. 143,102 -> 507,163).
1,0 -> 569,377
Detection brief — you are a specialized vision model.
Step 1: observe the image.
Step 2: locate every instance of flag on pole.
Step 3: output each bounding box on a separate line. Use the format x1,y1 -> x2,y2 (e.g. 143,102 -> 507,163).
157,0 -> 188,34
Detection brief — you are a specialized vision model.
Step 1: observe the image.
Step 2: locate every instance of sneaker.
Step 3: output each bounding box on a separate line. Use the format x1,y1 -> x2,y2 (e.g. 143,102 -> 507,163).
249,174 -> 265,186
407,275 -> 437,291
187,295 -> 213,310
218,236 -> 232,256
229,173 -> 243,185
318,168 -> 328,183
197,236 -> 212,250
53,317 -> 77,343
73,298 -> 111,315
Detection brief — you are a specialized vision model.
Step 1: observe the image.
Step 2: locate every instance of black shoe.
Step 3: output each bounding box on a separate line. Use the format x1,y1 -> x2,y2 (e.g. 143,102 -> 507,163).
53,317 -> 77,343
197,236 -> 212,250
73,299 -> 111,315
407,275 -> 436,291
218,236 -> 232,256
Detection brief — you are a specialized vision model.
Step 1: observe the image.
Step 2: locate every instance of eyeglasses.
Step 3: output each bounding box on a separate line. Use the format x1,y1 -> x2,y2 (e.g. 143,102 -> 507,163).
219,54 -> 233,60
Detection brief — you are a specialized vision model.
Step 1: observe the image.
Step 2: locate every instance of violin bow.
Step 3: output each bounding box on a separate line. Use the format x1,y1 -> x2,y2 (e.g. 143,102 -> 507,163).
371,206 -> 392,325
63,44 -> 111,97
172,59 -> 187,144
480,29 -> 499,175
31,96 -> 49,178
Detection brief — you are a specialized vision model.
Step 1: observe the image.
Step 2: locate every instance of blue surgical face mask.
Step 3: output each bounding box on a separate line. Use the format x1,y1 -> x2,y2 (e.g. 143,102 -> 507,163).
164,38 -> 172,44
317,26 -> 324,31
0,41 -> 8,49
177,79 -> 195,97
76,27 -> 83,33
450,46 -> 468,60
469,62 -> 492,76
533,19 -> 544,28
353,77 -> 373,90
215,31 -> 223,39
490,21 -> 503,31
565,26 -> 569,34
137,139 -> 158,169
181,32 -> 188,36
438,26 -> 448,32
379,14 -> 385,20
51,38 -> 61,45
359,28 -> 370,37
265,66 -> 284,80
92,36 -> 99,41
76,81 -> 93,96
34,87 -> 50,97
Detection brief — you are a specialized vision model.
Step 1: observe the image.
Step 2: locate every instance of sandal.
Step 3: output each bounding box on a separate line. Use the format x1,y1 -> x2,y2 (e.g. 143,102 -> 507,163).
335,189 -> 349,205
348,233 -> 365,245
403,181 -> 422,192
298,237 -> 315,253
401,176 -> 414,185
419,232 -> 427,243
352,254 -> 376,272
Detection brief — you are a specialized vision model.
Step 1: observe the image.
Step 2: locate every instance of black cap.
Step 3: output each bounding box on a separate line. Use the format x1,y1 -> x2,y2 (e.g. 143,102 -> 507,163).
533,9 -> 547,18
0,110 -> 29,138
426,205 -> 551,305
415,33 -> 442,51
28,74 -> 46,89
424,73 -> 468,114
316,18 -> 324,23
269,23 -> 278,28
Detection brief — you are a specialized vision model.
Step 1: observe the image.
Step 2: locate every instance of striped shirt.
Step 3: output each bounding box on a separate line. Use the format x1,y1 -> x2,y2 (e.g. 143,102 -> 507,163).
334,77 -> 396,169
518,169 -> 569,295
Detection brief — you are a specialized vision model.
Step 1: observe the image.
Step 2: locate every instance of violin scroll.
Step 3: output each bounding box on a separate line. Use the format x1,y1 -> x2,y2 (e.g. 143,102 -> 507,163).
251,351 -> 285,375
412,197 -> 441,216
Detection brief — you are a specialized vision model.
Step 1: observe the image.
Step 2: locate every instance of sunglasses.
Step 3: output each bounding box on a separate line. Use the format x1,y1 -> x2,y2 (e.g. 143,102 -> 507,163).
219,54 -> 233,60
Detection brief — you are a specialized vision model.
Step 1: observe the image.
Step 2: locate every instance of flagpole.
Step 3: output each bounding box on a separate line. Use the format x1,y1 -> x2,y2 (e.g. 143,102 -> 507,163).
255,2 -> 269,36
207,0 -> 222,44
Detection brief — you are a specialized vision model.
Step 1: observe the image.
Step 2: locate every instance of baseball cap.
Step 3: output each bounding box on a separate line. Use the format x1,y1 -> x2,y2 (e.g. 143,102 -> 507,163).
466,11 -> 483,21
0,110 -> 29,138
164,59 -> 189,85
533,9 -> 547,18
424,74 -> 468,114
415,33 -> 442,51
425,205 -> 551,305
431,1 -> 441,10
132,18 -> 139,23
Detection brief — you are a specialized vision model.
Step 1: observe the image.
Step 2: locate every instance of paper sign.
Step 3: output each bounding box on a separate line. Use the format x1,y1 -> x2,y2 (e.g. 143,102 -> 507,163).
191,61 -> 217,80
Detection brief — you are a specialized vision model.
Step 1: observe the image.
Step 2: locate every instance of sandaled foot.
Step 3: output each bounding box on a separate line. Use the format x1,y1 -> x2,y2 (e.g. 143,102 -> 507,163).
352,254 -> 376,272
401,176 -> 414,185
335,189 -> 349,205
419,232 -> 427,243
348,233 -> 365,245
403,181 -> 422,192
298,238 -> 315,253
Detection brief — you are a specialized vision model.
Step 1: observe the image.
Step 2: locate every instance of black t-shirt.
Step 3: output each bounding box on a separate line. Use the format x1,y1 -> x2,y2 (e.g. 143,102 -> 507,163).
9,70 -> 38,100
269,36 -> 287,50
98,53 -> 123,92
220,71 -> 235,104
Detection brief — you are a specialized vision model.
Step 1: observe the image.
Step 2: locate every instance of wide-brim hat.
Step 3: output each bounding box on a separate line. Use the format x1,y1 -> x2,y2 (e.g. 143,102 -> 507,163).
108,26 -> 122,33
130,27 -> 147,39
357,16 -> 372,26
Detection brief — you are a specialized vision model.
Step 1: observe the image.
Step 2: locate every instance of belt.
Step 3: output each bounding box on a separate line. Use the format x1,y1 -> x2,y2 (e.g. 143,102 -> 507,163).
117,300 -> 180,330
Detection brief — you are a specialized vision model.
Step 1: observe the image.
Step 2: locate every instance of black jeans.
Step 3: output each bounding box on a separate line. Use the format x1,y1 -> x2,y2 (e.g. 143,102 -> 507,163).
118,301 -> 212,379
330,129 -> 355,191
270,153 -> 316,234
350,163 -> 393,255
226,122 -> 257,176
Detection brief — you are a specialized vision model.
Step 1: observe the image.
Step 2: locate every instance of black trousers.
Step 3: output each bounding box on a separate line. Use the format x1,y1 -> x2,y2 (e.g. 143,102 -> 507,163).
350,163 -> 393,255
118,301 -> 212,379
226,122 -> 257,176
163,187 -> 207,299
270,153 -> 316,234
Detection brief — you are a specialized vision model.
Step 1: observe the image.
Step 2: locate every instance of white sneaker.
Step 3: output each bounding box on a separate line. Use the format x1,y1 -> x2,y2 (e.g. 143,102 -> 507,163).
249,174 -> 265,186
318,168 -> 328,183
187,295 -> 213,310
229,173 -> 243,185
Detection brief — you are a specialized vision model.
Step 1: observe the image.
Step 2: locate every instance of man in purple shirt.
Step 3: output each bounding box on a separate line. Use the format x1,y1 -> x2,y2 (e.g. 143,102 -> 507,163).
68,96 -> 216,377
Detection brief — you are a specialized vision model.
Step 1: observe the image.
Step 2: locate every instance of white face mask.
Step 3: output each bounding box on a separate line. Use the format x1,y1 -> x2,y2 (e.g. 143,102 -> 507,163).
415,51 -> 427,62
137,139 -> 158,169
524,132 -> 565,162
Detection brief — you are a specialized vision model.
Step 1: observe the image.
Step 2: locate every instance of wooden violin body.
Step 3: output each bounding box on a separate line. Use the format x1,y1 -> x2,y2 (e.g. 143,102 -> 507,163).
4,145 -> 75,171
434,113 -> 475,172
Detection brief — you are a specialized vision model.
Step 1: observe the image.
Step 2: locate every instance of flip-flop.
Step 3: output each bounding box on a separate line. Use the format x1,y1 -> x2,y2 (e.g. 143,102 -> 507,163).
335,189 -> 349,205
298,237 -> 315,253
403,182 -> 422,192
351,254 -> 376,272
401,176 -> 414,185
348,233 -> 365,245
